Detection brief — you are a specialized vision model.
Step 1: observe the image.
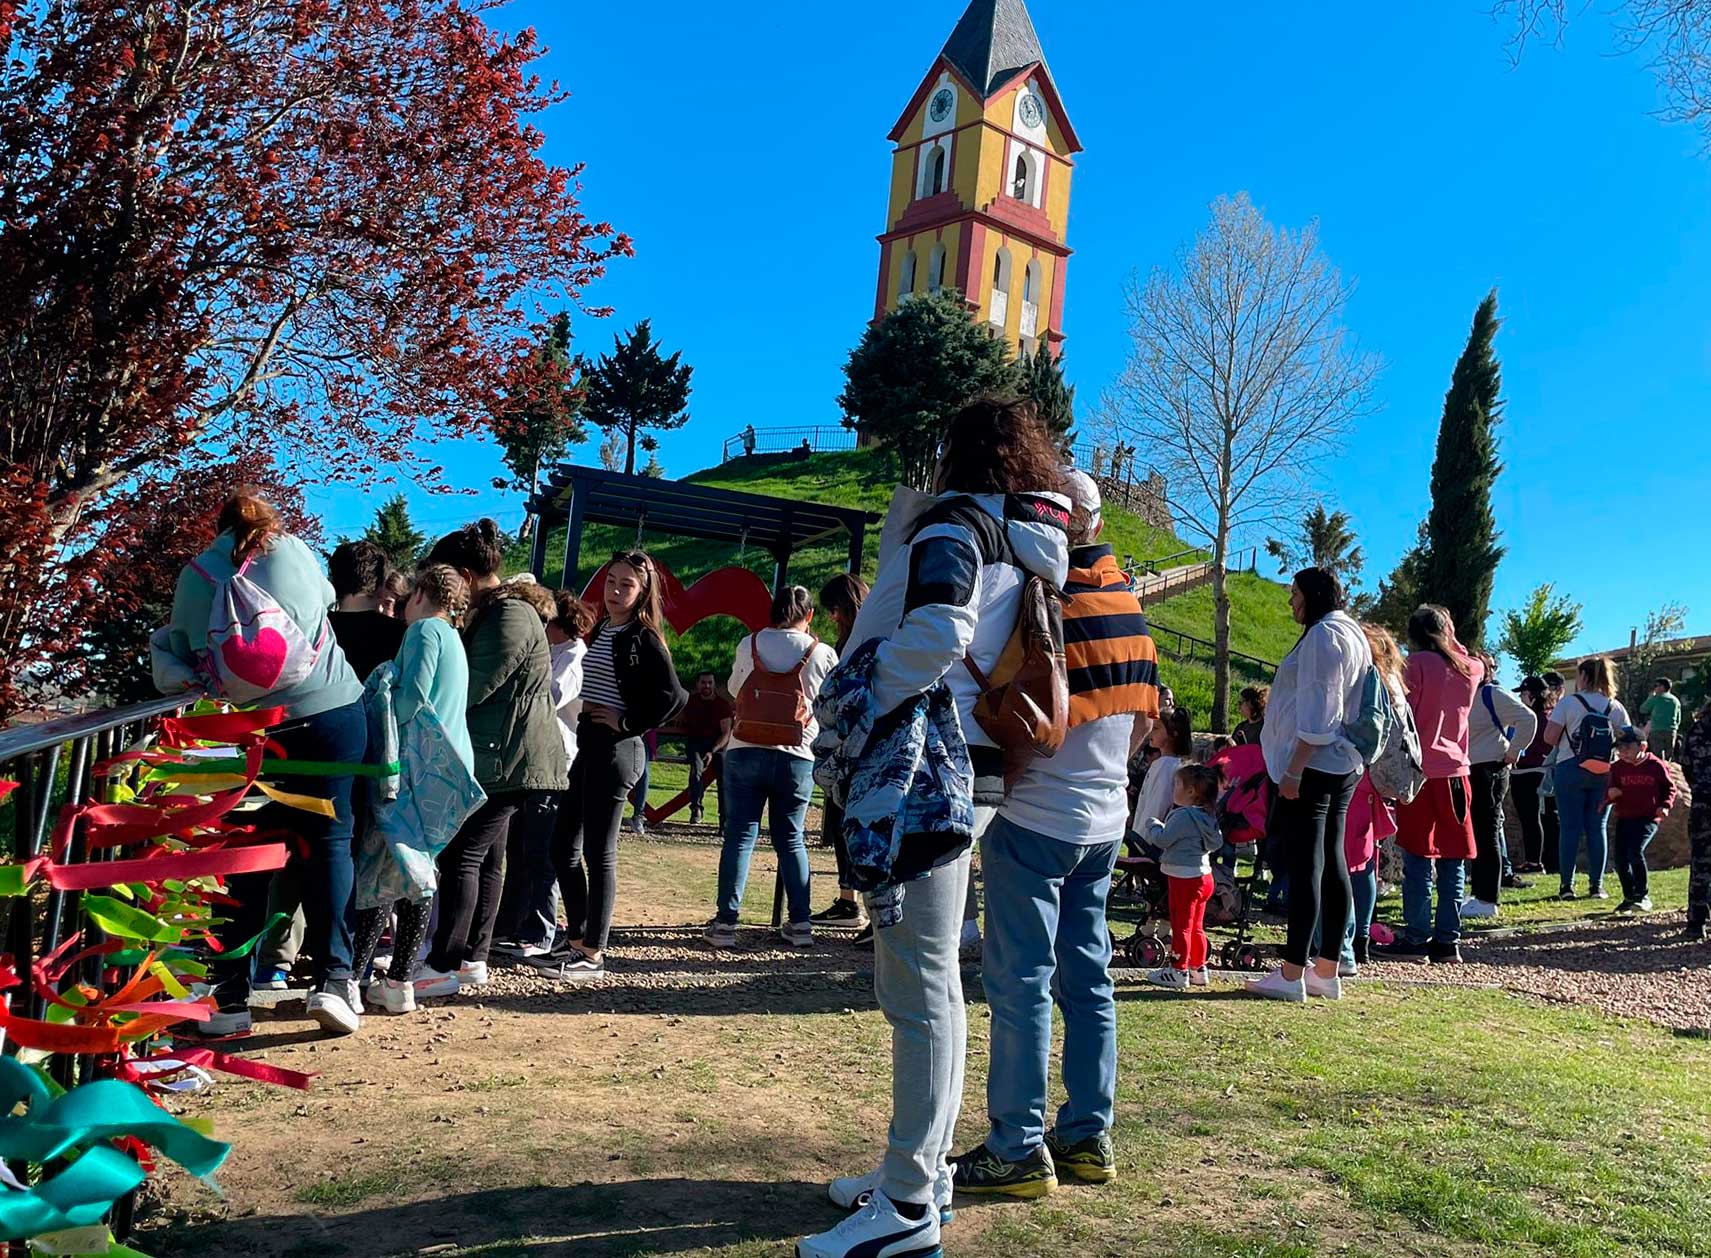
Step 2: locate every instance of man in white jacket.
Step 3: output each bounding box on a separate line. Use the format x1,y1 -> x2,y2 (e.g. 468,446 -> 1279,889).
800,399 -> 1070,1258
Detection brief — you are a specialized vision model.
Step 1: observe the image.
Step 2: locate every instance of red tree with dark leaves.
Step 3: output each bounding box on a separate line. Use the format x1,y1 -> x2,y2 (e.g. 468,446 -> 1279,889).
0,0 -> 629,712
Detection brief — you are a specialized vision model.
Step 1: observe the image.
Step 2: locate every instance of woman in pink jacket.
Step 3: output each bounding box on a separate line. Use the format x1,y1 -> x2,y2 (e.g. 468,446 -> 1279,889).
1374,605 -> 1479,964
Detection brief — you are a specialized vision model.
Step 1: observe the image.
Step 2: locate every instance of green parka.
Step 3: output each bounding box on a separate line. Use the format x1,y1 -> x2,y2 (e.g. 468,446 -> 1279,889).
463,584 -> 569,794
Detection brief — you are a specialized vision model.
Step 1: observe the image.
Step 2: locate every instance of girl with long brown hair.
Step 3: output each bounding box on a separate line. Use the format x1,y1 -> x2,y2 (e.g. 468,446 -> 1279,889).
1542,655 -> 1634,900
544,550 -> 685,978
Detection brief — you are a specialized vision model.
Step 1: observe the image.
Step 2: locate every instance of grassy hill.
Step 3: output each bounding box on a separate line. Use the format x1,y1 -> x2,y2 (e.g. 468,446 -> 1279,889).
527,447 -> 1293,726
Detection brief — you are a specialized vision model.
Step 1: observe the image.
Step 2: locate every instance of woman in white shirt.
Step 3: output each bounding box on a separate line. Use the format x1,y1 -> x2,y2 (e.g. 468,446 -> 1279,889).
1543,655 -> 1632,900
1249,568 -> 1373,1003
703,586 -> 840,948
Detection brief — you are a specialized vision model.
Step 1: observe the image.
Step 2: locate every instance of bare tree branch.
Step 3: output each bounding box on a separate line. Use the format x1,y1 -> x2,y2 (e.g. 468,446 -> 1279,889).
1109,193 -> 1383,729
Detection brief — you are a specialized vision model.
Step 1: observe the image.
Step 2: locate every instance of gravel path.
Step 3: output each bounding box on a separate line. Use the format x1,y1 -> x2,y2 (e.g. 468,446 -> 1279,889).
1357,910 -> 1711,1034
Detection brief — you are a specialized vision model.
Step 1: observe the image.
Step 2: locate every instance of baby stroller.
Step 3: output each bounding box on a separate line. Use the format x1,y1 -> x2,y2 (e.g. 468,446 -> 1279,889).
1109,745 -> 1275,972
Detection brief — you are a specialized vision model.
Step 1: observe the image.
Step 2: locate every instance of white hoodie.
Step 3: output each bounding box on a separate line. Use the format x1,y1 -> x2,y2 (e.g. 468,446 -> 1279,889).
843,486 -> 1071,753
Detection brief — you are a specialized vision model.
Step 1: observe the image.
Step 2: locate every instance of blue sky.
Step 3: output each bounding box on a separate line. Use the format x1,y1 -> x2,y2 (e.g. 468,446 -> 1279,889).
311,0 -> 1711,661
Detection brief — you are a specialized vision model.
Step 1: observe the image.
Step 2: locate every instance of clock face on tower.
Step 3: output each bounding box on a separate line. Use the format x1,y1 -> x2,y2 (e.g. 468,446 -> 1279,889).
1019,92 -> 1043,129
930,88 -> 954,123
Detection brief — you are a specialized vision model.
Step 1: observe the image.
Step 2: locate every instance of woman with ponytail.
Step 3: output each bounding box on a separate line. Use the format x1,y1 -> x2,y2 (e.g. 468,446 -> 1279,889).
161,490 -> 368,1038
414,520 -> 569,995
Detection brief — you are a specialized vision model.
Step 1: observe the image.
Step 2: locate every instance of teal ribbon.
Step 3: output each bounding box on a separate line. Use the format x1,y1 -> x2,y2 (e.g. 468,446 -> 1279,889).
0,1057 -> 229,1240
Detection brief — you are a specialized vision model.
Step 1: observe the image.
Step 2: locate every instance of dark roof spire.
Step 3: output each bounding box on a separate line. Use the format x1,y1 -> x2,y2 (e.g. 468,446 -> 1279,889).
941,0 -> 1046,98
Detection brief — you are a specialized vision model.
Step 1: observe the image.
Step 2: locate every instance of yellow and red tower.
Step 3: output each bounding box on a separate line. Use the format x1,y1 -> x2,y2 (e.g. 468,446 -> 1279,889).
874,0 -> 1081,359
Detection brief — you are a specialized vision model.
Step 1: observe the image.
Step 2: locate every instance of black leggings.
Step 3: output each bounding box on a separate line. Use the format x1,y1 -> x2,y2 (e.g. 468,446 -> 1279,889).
1510,772 -> 1556,869
553,727 -> 645,952
1273,767 -> 1359,967
1468,762 -> 1510,903
426,793 -> 519,972
352,899 -> 433,985
826,798 -> 854,891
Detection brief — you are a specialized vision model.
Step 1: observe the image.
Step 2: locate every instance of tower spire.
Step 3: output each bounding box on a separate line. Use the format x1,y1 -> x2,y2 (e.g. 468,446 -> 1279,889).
941,0 -> 1047,98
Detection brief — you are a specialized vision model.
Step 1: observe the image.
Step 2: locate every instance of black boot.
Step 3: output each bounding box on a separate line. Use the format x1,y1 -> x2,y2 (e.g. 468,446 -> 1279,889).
1686,919 -> 1708,943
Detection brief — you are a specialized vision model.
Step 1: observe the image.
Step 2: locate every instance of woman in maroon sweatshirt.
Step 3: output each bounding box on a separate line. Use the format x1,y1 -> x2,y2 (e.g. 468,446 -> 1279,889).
1606,728 -> 1678,913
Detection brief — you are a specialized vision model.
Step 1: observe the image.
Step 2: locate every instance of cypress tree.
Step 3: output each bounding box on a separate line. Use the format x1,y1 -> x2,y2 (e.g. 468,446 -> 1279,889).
1421,291 -> 1506,646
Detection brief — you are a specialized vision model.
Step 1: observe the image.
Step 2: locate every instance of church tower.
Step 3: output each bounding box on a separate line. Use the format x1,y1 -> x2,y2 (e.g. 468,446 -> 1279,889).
873,0 -> 1081,359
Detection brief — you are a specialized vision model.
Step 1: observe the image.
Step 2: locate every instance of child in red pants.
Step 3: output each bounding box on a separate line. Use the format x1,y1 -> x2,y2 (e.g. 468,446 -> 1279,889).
1144,764 -> 1225,990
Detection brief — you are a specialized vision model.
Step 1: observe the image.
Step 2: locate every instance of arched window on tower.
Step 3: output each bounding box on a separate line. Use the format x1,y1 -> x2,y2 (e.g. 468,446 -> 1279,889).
899,250 -> 917,300
931,146 -> 948,195
1021,260 -> 1041,340
990,248 -> 1013,326
928,244 -> 946,293
1012,153 -> 1030,201
1022,260 -> 1037,304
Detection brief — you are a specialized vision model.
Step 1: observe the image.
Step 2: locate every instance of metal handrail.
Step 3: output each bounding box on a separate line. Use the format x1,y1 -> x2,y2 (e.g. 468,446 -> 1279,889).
0,691 -> 205,762
1148,618 -> 1278,672
721,425 -> 859,462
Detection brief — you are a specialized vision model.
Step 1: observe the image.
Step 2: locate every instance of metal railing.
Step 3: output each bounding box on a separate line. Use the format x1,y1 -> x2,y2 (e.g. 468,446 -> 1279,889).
721,425 -> 859,462
1148,620 -> 1277,677
2,694 -> 202,1031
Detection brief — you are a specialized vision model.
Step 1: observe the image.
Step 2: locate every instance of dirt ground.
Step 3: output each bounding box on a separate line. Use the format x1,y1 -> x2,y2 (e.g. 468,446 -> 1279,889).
136,828 -> 1711,1258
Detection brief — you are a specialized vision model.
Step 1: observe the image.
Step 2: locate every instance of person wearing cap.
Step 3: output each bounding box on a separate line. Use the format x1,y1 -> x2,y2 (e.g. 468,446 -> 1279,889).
1509,675 -> 1559,876
951,468 -> 1159,1199
1605,726 -> 1677,913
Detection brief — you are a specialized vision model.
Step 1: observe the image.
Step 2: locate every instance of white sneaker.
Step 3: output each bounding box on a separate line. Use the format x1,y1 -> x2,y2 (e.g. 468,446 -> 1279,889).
1189,966 -> 1210,987
1244,965 -> 1306,1003
1460,898 -> 1500,920
366,978 -> 416,1014
307,985 -> 361,1036
828,1165 -> 954,1226
1304,969 -> 1343,1000
1145,966 -> 1189,990
797,1188 -> 941,1258
779,921 -> 814,949
195,1007 -> 252,1037
703,919 -> 738,948
508,941 -> 556,960
414,966 -> 460,1000
458,961 -> 490,987
1635,896 -> 1654,912
1337,959 -> 1359,979
959,919 -> 981,947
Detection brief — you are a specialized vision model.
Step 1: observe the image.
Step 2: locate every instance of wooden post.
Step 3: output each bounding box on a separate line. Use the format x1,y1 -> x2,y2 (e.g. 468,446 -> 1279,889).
560,489 -> 586,596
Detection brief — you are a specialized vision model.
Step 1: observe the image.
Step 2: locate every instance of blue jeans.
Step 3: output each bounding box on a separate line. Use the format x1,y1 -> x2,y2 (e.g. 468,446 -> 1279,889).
1554,761 -> 1609,891
1309,860 -> 1378,966
1401,850 -> 1466,947
715,747 -> 814,925
213,700 -> 367,1006
980,815 -> 1120,1162
1612,817 -> 1658,902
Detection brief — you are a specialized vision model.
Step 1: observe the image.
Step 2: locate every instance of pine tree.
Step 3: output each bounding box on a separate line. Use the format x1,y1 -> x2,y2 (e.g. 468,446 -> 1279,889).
1371,522 -> 1431,637
1265,502 -> 1364,588
1421,291 -> 1507,646
581,319 -> 693,475
363,494 -> 427,570
491,311 -> 585,492
838,289 -> 1022,489
1021,345 -> 1075,444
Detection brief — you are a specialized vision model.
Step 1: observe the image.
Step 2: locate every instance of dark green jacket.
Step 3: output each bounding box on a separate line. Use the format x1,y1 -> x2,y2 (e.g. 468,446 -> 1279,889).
464,585 -> 569,794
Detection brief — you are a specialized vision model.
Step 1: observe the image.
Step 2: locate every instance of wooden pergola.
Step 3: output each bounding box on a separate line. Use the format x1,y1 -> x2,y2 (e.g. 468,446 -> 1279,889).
525,464 -> 875,593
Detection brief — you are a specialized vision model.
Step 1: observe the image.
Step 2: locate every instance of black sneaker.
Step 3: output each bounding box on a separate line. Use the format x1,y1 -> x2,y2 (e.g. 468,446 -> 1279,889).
853,923 -> 874,950
1501,874 -> 1533,890
1351,936 -> 1371,965
950,1143 -> 1057,1199
811,899 -> 864,926
1044,1129 -> 1115,1184
1685,920 -> 1708,943
1370,938 -> 1431,963
1429,942 -> 1463,965
1557,887 -> 1577,901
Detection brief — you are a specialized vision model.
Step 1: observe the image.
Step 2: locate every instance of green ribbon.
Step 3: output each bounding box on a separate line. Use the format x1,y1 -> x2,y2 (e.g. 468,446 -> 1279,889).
145,758 -> 399,781
0,1057 -> 228,1241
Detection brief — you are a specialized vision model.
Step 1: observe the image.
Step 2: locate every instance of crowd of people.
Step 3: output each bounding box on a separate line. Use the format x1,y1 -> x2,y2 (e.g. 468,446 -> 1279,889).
152,395 -> 1710,1257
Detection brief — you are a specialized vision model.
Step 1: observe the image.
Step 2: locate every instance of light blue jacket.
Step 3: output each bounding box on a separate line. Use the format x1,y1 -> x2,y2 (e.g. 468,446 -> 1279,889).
162,531 -> 361,719
396,618 -> 473,772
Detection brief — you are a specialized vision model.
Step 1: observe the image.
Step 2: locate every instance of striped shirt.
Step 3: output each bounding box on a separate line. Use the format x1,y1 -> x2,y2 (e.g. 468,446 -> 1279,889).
1062,547 -> 1160,726
581,623 -> 625,713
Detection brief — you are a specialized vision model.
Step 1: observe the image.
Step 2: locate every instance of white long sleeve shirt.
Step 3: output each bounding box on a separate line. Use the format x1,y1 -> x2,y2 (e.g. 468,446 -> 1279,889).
1260,610 -> 1373,783
1468,683 -> 1540,766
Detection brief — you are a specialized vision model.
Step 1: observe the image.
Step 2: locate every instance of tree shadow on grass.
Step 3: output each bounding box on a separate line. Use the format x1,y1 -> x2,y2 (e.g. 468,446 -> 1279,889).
147,1178 -> 829,1258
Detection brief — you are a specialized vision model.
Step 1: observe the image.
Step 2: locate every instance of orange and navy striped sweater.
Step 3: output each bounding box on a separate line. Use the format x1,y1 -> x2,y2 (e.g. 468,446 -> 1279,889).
1063,544 -> 1161,727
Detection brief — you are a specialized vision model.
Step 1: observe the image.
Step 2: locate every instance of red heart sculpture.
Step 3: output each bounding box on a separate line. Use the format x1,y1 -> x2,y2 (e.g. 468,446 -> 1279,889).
219,627 -> 290,691
581,560 -> 772,636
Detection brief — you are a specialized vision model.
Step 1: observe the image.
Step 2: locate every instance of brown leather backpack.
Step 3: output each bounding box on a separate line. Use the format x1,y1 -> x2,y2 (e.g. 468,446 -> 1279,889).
732,633 -> 819,746
965,574 -> 1069,787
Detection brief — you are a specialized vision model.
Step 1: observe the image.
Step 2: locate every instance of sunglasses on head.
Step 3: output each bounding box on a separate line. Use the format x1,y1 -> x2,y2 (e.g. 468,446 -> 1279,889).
610,551 -> 652,575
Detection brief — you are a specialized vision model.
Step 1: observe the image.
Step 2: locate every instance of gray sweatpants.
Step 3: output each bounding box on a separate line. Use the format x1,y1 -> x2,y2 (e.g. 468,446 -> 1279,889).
872,807 -> 991,1206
